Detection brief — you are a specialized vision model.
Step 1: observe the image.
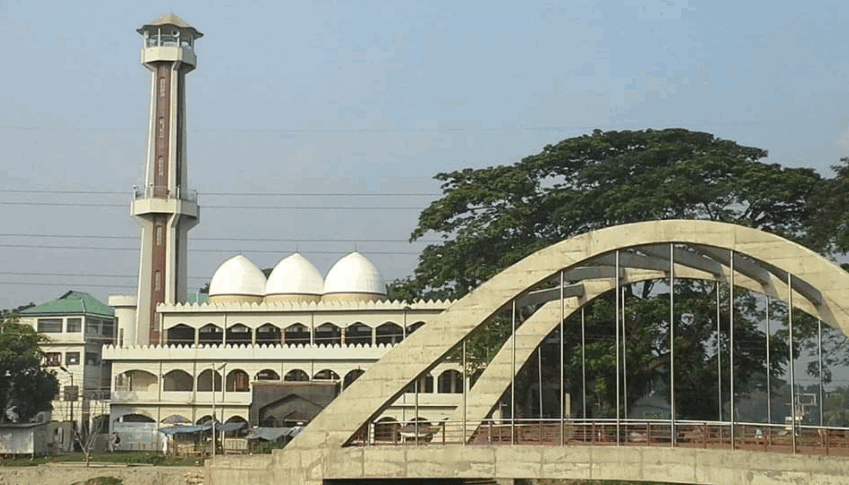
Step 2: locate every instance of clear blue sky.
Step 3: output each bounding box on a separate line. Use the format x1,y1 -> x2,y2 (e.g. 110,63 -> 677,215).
1,0 -> 848,310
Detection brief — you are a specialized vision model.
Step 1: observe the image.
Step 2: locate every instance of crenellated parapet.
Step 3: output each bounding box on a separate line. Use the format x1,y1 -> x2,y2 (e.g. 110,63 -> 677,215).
157,298 -> 453,313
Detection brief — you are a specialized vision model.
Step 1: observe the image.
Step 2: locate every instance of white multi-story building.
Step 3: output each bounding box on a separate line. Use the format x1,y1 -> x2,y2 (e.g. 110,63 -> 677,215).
19,291 -> 115,451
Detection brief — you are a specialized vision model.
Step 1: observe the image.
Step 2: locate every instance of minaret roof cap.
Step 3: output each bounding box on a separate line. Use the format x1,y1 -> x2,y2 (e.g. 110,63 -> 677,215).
138,14 -> 203,38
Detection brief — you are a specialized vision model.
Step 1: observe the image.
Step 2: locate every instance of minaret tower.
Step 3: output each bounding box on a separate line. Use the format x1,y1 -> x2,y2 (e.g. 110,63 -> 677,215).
131,14 -> 201,345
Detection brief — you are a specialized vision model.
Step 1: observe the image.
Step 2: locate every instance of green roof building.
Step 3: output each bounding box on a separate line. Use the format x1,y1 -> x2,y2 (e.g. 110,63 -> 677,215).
21,290 -> 115,319
18,290 -> 116,452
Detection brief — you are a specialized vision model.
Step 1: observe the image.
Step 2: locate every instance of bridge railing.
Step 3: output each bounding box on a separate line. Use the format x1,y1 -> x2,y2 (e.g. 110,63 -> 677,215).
352,418 -> 849,456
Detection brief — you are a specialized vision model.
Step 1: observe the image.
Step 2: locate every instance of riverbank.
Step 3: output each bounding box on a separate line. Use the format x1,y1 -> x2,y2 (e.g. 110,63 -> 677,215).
0,464 -> 202,485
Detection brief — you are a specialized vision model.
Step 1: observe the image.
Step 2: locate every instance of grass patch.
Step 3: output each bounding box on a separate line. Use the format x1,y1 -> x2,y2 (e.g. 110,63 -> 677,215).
70,478 -> 124,485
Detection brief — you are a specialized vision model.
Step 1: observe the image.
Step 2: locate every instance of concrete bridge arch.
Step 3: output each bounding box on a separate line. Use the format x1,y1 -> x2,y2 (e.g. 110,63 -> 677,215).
207,220 -> 849,485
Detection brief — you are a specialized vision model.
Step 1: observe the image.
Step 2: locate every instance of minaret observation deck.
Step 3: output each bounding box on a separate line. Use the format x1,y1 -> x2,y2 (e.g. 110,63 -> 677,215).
130,14 -> 201,346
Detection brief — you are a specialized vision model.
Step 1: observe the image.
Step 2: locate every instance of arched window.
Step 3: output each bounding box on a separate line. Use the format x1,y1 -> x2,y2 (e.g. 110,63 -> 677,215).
405,374 -> 433,394
314,323 -> 341,345
283,323 -> 310,345
376,322 -> 403,345
198,324 -> 223,346
313,369 -> 340,381
116,413 -> 155,423
344,322 -> 371,345
197,369 -> 222,392
224,416 -> 248,436
196,415 -> 215,425
374,417 -> 400,443
437,369 -> 463,394
116,370 -> 157,392
160,414 -> 190,425
343,369 -> 365,389
166,324 -> 194,346
255,369 -> 280,381
405,416 -> 433,442
226,369 -> 250,392
284,369 -> 309,382
163,369 -> 193,391
226,323 -> 252,345
256,323 -> 281,345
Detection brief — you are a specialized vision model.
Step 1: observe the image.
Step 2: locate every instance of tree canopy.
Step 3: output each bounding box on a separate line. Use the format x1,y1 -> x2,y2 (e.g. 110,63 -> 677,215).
396,128 -> 827,300
0,313 -> 59,423
391,128 -> 846,421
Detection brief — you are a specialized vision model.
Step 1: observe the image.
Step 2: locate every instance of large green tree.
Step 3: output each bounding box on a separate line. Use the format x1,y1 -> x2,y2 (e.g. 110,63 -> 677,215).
0,313 -> 59,423
393,128 -> 834,420
810,156 -> 849,253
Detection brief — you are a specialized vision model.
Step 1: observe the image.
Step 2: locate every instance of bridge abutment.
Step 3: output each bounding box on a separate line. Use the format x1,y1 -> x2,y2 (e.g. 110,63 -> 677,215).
206,445 -> 849,485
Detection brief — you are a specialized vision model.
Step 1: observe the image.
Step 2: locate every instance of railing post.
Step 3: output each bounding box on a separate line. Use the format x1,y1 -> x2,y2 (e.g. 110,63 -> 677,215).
825,428 -> 830,456
539,419 -> 543,445
764,427 -> 768,452
647,422 -> 651,446
591,422 -> 596,444
560,419 -> 564,445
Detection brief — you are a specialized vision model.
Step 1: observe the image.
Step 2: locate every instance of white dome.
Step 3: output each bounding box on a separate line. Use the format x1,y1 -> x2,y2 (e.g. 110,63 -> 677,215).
265,253 -> 324,296
209,254 -> 267,297
323,252 -> 386,296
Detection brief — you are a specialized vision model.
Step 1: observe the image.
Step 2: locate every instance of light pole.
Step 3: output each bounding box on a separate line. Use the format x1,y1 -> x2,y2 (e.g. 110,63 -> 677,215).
211,363 -> 216,458
59,366 -> 75,450
210,363 -> 225,457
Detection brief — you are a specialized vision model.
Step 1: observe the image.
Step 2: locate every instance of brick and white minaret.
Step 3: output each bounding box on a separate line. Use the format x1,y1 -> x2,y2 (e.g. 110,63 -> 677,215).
131,14 -> 201,345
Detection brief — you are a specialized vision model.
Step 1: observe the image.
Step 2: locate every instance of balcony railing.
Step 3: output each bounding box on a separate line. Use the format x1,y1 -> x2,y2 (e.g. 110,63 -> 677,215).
133,185 -> 198,203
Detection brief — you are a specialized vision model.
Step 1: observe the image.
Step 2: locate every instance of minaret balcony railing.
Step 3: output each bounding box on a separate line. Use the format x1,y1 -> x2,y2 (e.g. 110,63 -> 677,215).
133,184 -> 198,203
145,32 -> 194,49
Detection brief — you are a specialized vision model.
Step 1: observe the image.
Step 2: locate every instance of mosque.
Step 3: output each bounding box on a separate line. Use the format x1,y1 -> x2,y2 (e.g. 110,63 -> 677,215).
101,14 -> 460,449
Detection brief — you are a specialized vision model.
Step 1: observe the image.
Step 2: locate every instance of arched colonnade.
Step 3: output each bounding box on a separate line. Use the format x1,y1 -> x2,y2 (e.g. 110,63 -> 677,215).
165,320 -> 423,347
116,366 -> 466,395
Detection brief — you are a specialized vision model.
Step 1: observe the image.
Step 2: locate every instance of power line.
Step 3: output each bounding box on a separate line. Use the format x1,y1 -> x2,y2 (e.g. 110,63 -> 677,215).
0,233 -> 435,243
0,271 -> 207,280
0,243 -> 421,255
0,125 -> 595,134
0,271 -> 137,278
0,201 -> 427,210
0,281 -> 137,289
0,189 -> 441,197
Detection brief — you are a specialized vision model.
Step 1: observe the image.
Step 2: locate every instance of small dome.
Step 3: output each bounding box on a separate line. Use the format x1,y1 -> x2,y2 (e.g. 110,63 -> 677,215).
323,252 -> 386,297
209,255 -> 267,297
266,253 -> 324,296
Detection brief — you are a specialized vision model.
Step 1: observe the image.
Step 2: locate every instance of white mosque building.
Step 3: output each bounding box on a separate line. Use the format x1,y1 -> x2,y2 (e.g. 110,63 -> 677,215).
105,252 -> 458,449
